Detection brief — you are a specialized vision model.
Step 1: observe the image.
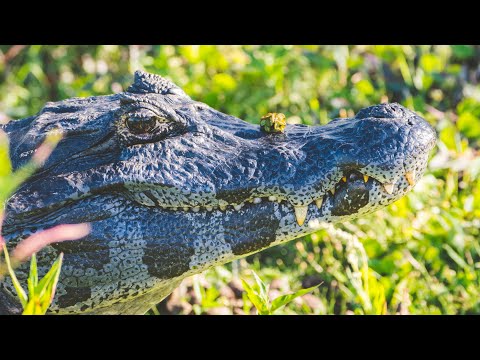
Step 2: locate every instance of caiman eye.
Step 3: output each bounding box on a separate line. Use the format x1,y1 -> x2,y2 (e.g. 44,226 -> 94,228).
119,107 -> 183,145
126,115 -> 162,134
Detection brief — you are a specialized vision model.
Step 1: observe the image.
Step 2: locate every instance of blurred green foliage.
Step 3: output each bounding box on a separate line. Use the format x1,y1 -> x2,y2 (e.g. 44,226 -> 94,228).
1,45 -> 479,314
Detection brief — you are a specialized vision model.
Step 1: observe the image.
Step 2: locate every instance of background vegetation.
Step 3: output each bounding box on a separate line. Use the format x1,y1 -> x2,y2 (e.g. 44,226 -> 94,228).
1,45 -> 479,315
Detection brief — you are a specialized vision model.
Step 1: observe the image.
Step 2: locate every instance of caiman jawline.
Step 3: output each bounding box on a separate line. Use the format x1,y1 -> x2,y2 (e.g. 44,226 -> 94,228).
127,169 -> 418,226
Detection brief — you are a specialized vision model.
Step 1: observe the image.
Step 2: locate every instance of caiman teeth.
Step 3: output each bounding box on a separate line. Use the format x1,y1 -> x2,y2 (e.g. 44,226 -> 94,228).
253,197 -> 262,204
405,170 -> 415,186
268,195 -> 277,201
315,197 -> 323,209
341,176 -> 347,182
383,183 -> 395,194
363,175 -> 369,183
330,188 -> 335,195
234,204 -> 244,210
294,205 -> 308,226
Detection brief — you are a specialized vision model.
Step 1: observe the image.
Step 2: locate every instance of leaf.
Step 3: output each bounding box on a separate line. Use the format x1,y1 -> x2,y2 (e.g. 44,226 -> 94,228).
452,45 -> 475,59
36,252 -> 63,302
443,244 -> 469,270
2,244 -> 28,308
365,270 -> 387,315
27,253 -> 38,297
355,79 -> 374,96
420,54 -> 442,73
0,130 -> 12,179
241,277 -> 270,315
43,253 -> 63,308
457,112 -> 480,139
192,275 -> 204,304
251,270 -> 269,306
22,298 -> 37,315
270,284 -> 321,313
22,253 -> 64,315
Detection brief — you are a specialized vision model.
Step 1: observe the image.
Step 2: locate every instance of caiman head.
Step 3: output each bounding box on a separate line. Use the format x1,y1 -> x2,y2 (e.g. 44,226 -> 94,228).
0,70 -> 437,314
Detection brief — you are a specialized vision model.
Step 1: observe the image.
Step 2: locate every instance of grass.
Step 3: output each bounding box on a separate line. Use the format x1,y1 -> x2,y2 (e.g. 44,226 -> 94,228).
1,45 -> 479,314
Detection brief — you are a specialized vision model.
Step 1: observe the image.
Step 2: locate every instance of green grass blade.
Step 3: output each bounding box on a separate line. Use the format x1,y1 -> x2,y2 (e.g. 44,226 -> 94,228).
2,244 -> 28,308
443,244 -> 469,270
36,252 -> 63,301
27,253 -> 38,297
0,130 -> 12,178
40,253 -> 63,313
251,270 -> 269,306
270,284 -> 321,313
22,298 -> 37,315
241,277 -> 270,315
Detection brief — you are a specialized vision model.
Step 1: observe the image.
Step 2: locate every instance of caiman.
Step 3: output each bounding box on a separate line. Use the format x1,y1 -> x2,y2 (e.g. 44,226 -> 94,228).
0,71 -> 437,314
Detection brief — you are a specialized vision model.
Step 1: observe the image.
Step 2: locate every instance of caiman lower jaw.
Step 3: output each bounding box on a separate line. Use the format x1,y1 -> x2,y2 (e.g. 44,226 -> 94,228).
128,169 -> 419,227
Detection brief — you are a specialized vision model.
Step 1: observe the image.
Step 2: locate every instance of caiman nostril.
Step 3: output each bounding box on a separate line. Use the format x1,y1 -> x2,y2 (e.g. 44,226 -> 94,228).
355,102 -> 416,120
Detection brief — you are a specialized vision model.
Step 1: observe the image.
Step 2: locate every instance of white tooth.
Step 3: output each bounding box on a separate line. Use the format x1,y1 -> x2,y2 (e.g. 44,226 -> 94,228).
383,183 -> 395,194
253,197 -> 262,204
206,206 -> 213,211
294,206 -> 308,226
172,207 -> 178,211
330,188 -> 335,195
219,204 -> 227,211
268,195 -> 277,201
192,207 -> 200,212
183,207 -> 189,211
315,197 -> 323,209
405,170 -> 415,186
234,204 -> 243,211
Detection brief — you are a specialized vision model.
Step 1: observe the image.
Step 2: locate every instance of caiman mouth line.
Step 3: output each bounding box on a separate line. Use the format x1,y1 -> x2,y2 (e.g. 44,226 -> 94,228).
127,168 -> 417,226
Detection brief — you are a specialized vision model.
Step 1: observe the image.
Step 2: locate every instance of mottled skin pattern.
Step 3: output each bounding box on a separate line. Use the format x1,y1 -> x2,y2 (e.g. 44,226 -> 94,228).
0,71 -> 436,314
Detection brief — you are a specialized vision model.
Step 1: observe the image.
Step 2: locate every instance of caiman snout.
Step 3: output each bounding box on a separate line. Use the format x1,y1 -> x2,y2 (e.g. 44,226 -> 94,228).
271,102 -> 437,225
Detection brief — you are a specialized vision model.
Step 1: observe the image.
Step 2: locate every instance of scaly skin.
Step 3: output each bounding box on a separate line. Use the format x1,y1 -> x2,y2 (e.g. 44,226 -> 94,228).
0,71 -> 436,314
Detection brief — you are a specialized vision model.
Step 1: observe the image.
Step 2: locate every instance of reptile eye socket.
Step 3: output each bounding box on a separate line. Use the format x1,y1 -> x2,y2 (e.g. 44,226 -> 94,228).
126,115 -> 161,134
120,108 -> 182,145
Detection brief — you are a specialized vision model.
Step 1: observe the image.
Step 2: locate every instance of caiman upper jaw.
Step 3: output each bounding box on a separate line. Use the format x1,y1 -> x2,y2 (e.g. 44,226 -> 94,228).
125,166 -> 423,227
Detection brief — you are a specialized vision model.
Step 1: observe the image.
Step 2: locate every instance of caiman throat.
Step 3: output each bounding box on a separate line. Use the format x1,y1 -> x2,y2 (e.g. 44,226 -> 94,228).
0,70 -> 437,314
